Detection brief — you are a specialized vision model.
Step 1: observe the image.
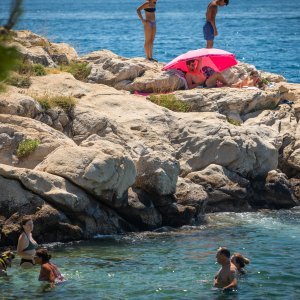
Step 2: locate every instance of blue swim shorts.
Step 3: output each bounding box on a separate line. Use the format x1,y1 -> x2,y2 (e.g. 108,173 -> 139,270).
203,21 -> 214,41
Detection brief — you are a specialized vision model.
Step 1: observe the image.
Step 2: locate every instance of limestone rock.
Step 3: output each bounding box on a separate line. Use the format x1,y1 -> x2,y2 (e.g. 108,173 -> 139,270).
82,50 -> 184,92
186,164 -> 252,212
35,143 -> 136,207
0,114 -> 76,169
116,187 -> 162,230
251,170 -> 299,209
135,152 -> 180,195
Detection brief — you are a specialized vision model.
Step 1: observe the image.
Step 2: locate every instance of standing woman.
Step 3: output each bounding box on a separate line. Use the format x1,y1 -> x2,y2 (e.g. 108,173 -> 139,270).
136,0 -> 157,61
17,216 -> 38,269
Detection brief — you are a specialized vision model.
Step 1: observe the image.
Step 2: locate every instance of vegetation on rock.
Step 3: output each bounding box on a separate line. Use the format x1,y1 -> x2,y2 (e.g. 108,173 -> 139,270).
14,59 -> 46,76
17,138 -> 40,158
148,94 -> 191,112
227,118 -> 241,126
60,61 -> 91,81
32,94 -> 77,111
5,73 -> 31,88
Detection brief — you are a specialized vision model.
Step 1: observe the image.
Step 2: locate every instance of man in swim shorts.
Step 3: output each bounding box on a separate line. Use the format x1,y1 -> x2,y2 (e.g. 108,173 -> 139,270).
214,247 -> 238,291
203,0 -> 229,48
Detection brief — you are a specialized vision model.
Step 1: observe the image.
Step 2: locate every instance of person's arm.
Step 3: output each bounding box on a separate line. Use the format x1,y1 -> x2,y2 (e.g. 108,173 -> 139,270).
222,270 -> 238,291
195,58 -> 203,73
207,6 -> 218,36
17,234 -> 34,261
136,3 -> 148,25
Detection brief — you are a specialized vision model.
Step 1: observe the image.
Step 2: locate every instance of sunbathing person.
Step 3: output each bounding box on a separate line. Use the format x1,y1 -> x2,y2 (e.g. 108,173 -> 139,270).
185,59 -> 229,89
232,70 -> 266,89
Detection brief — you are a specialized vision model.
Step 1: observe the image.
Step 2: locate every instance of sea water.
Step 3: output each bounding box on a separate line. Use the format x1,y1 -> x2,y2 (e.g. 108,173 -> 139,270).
1,209 -> 300,299
0,0 -> 299,82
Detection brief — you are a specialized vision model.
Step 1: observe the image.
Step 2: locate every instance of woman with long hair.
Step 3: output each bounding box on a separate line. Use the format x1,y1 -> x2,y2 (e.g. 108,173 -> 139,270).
17,216 -> 38,269
136,0 -> 157,61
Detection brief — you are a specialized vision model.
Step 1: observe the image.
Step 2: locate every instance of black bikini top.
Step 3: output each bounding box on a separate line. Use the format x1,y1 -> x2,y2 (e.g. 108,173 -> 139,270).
144,7 -> 156,12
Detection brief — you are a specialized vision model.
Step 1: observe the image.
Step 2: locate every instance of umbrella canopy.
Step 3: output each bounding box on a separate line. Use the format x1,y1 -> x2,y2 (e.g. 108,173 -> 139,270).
162,48 -> 238,73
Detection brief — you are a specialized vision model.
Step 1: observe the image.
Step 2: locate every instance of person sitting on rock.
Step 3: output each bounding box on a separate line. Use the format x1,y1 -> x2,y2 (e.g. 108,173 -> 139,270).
185,58 -> 229,89
232,70 -> 266,89
231,252 -> 250,275
214,247 -> 238,291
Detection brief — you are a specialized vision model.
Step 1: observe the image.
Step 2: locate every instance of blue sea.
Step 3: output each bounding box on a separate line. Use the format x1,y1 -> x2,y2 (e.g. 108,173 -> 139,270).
1,1 -> 300,299
0,0 -> 299,82
1,210 -> 300,299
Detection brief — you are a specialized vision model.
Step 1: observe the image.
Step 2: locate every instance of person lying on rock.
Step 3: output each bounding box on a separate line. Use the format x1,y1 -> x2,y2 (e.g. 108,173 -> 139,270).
214,247 -> 238,291
185,58 -> 229,89
231,70 -> 266,89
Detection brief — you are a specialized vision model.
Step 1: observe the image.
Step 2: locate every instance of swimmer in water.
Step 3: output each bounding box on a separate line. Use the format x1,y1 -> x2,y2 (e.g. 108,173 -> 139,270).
34,248 -> 65,285
231,253 -> 250,275
214,247 -> 238,291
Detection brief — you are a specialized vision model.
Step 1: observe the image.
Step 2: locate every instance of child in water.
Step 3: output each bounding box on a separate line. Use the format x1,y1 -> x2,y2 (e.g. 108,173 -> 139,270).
34,248 -> 65,285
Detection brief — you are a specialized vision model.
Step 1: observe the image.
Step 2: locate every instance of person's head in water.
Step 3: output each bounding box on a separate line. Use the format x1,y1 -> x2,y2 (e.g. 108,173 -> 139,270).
217,0 -> 229,6
34,249 -> 51,265
231,253 -> 250,271
186,60 -> 196,72
216,247 -> 231,265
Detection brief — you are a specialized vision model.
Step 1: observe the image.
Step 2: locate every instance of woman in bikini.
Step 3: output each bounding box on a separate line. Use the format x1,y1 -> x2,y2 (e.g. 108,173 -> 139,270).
136,0 -> 157,61
17,216 -> 38,269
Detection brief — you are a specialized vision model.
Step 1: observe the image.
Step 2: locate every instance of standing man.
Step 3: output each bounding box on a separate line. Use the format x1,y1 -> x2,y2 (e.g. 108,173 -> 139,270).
203,0 -> 229,48
214,247 -> 238,291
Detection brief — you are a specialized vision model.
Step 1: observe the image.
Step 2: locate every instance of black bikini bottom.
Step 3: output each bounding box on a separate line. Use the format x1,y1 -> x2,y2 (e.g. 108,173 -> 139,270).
20,258 -> 34,265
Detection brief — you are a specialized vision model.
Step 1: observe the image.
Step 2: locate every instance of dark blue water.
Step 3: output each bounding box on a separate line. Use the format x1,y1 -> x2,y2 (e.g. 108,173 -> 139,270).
0,0 -> 299,82
1,210 -> 300,299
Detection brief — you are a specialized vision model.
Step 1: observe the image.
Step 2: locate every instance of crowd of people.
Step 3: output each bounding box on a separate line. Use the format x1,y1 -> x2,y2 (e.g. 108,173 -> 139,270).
1,216 -> 251,293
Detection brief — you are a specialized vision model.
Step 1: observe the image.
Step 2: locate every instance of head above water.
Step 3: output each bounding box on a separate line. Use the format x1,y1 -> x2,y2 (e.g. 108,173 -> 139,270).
21,216 -> 33,232
231,253 -> 250,269
217,0 -> 229,6
216,247 -> 231,264
35,248 -> 51,264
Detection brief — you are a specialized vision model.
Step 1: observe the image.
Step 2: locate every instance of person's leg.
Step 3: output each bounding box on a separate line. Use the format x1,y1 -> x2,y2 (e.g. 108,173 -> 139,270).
144,23 -> 152,59
205,72 -> 229,87
149,23 -> 156,59
206,40 -> 214,48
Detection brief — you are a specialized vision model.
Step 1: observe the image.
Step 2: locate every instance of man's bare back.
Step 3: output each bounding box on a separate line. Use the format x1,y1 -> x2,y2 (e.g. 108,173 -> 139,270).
214,262 -> 237,288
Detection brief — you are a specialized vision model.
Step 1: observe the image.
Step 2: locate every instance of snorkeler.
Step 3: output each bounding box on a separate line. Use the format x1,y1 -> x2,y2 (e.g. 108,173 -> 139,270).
203,0 -> 229,48
214,247 -> 238,291
35,248 -> 65,284
231,253 -> 250,275
136,0 -> 157,61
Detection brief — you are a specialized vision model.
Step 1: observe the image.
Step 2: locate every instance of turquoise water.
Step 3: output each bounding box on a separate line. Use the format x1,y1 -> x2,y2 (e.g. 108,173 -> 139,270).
2,209 -> 300,299
0,0 -> 299,82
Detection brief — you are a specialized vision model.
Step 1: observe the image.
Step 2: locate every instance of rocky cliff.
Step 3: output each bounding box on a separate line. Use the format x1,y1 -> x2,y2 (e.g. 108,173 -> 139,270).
0,30 -> 299,246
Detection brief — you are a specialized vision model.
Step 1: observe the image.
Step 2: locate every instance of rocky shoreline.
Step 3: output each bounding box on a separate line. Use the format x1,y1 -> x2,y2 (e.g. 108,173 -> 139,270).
0,30 -> 299,247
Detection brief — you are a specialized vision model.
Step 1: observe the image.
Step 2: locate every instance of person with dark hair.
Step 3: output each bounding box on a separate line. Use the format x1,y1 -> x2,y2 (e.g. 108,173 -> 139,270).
203,0 -> 229,48
231,253 -> 250,275
214,247 -> 238,291
137,0 -> 158,61
185,58 -> 229,89
34,248 -> 64,284
17,216 -> 38,268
